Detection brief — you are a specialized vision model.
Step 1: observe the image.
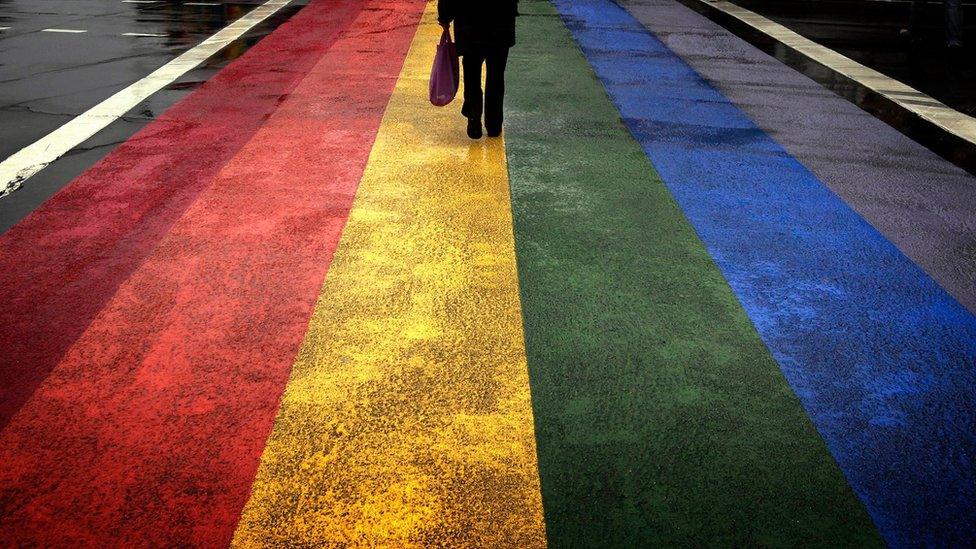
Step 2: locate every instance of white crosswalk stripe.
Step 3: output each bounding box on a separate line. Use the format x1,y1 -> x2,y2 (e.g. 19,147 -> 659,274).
0,0 -> 294,197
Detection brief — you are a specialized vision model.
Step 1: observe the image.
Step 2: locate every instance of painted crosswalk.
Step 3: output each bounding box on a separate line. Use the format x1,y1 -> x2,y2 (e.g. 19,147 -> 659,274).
0,0 -> 974,546
233,10 -> 546,546
0,0 -> 295,198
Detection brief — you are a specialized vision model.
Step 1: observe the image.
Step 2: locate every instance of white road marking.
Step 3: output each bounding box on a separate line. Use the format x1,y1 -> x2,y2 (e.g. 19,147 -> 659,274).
0,0 -> 293,198
0,27 -> 10,31
41,28 -> 88,33
123,32 -> 168,37
694,0 -> 976,148
122,1 -> 160,3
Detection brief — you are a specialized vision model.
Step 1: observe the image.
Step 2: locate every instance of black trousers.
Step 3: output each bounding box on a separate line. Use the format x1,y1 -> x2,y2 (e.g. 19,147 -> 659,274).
461,46 -> 510,130
909,0 -> 964,46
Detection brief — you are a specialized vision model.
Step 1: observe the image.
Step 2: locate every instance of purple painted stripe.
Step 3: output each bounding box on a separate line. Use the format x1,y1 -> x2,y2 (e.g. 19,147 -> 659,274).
555,0 -> 976,545
619,0 -> 976,314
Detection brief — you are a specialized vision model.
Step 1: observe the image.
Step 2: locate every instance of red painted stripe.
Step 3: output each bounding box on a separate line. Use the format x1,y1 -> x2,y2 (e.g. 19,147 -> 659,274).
0,1 -> 424,546
0,0 -> 366,429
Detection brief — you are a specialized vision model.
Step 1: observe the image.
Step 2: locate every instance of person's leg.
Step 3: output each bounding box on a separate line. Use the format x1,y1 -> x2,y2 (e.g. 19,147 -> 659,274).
461,48 -> 485,122
461,47 -> 485,139
906,0 -> 927,39
484,47 -> 510,136
944,0 -> 963,46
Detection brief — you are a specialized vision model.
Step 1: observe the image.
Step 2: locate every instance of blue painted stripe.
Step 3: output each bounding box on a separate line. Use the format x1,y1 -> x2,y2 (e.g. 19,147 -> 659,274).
550,0 -> 976,545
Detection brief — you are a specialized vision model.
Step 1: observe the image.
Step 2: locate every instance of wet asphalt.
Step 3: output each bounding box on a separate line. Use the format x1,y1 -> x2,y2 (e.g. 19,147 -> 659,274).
0,0 -> 308,233
727,0 -> 976,116
2,0 -> 973,235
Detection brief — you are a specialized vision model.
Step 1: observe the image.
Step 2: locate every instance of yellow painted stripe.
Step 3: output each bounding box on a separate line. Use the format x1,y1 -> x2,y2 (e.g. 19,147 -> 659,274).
230,5 -> 547,548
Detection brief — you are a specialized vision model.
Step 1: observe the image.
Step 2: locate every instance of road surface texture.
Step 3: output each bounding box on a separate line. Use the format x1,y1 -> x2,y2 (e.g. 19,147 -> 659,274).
726,0 -> 976,116
0,0 -> 309,232
1,0 -> 974,547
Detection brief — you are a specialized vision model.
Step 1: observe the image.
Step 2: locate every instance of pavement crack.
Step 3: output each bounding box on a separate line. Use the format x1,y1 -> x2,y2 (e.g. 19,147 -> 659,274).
0,164 -> 47,198
0,52 -> 162,84
0,82 -> 134,110
66,138 -> 129,153
0,104 -> 78,118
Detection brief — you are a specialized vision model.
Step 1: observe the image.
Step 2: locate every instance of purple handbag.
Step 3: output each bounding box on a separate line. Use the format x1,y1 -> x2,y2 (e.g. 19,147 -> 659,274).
429,29 -> 459,107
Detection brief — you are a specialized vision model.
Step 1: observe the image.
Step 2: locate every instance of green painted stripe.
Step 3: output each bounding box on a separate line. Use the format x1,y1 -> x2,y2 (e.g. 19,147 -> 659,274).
504,1 -> 881,546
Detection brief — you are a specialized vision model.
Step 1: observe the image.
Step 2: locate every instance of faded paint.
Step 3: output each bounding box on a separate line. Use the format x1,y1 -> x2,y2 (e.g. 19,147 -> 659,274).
0,0 -> 421,545
231,6 -> 547,547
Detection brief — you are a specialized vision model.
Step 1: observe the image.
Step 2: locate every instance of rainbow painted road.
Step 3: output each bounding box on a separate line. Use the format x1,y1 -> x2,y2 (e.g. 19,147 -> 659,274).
1,0 -> 975,546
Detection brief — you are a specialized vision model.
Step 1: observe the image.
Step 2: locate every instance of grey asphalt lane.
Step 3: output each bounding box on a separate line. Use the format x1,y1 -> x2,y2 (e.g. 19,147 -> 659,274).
620,0 -> 976,314
0,0 -> 308,233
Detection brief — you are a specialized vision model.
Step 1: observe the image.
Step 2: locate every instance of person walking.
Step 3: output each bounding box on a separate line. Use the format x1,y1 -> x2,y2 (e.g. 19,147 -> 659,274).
438,0 -> 519,139
902,0 -> 964,49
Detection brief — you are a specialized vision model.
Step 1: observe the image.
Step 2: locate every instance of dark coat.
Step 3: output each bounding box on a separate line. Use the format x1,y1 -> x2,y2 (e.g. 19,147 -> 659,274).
437,0 -> 518,56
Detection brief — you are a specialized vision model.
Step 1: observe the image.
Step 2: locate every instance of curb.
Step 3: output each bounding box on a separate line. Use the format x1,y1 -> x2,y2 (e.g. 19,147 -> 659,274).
674,0 -> 976,176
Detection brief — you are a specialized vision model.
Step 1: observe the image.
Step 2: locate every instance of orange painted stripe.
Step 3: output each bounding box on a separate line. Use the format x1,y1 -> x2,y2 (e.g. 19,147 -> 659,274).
0,1 -> 424,545
231,5 -> 547,546
0,0 -> 368,430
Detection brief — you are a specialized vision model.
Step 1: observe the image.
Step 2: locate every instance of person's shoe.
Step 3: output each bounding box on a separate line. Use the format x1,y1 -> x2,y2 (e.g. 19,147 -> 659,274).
467,118 -> 483,140
899,28 -> 922,45
947,42 -> 964,63
486,124 -> 502,138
